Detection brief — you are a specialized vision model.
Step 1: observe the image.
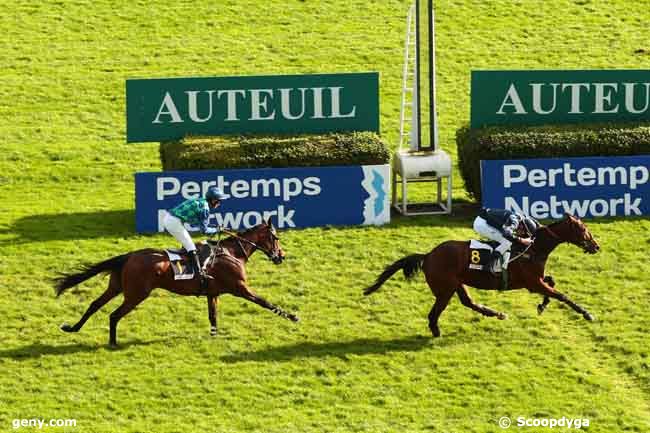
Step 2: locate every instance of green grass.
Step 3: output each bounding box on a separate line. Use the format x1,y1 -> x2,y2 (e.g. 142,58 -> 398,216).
1,1 -> 650,432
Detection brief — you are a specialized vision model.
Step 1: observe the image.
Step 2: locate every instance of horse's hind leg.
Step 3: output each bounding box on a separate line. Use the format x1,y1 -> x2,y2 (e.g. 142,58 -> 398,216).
428,289 -> 454,338
456,286 -> 507,320
108,296 -> 148,347
61,271 -> 122,333
108,282 -> 150,347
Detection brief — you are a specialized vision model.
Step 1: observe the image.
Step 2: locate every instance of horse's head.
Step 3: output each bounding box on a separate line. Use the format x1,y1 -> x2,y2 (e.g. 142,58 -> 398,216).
551,213 -> 600,254
253,219 -> 285,264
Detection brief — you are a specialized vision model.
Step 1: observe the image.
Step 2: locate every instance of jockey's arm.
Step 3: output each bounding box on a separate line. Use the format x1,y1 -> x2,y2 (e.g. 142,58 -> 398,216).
196,202 -> 219,235
183,220 -> 216,235
203,226 -> 218,236
502,215 -> 530,244
504,225 -> 533,246
518,237 -> 533,246
198,218 -> 218,235
501,225 -> 518,242
501,216 -> 519,242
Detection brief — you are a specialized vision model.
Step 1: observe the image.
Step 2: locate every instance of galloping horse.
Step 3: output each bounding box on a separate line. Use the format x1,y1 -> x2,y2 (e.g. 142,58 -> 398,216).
55,221 -> 298,346
364,214 -> 600,337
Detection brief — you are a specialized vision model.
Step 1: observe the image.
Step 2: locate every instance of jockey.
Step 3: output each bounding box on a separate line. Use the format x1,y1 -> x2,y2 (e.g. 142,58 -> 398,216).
473,208 -> 539,288
162,186 -> 226,289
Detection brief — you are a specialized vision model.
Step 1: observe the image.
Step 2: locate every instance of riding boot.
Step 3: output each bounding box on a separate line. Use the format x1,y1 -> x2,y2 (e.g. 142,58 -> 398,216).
188,250 -> 207,293
489,251 -> 502,276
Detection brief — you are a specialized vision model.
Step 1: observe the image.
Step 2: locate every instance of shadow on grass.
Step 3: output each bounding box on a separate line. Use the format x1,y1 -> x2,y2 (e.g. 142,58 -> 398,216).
220,334 -> 438,363
0,210 -> 136,245
0,338 -> 164,360
386,201 -> 479,228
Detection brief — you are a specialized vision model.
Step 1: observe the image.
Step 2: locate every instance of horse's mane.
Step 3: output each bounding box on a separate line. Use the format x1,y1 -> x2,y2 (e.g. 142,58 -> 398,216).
236,226 -> 259,236
546,218 -> 564,228
545,215 -> 583,232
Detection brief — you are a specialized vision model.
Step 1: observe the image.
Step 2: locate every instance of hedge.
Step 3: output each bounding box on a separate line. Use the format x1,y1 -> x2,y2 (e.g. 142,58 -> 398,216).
160,132 -> 390,170
456,122 -> 650,201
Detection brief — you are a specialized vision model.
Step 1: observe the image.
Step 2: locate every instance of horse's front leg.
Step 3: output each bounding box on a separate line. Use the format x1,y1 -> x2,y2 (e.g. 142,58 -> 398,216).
531,278 -> 594,321
537,296 -> 551,315
537,276 -> 555,315
207,295 -> 218,336
233,282 -> 299,323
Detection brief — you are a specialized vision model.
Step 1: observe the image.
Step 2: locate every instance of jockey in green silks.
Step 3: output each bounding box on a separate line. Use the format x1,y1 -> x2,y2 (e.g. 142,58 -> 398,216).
162,186 -> 226,290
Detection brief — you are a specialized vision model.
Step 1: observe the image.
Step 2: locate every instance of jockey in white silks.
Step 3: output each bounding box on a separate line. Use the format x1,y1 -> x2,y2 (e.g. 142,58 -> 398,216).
473,208 -> 539,289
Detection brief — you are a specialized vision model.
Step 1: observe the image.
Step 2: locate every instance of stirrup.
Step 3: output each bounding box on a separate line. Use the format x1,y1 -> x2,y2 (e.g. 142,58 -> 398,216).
197,271 -> 215,292
197,272 -> 207,290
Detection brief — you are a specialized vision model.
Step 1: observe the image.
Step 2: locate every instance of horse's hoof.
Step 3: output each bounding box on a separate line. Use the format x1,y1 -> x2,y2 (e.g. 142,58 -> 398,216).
537,305 -> 545,315
289,315 -> 299,323
210,327 -> 218,337
60,323 -> 76,333
497,312 -> 507,320
584,313 -> 595,321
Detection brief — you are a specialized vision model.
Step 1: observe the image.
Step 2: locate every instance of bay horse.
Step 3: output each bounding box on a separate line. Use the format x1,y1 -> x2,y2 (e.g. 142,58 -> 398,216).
364,214 -> 600,337
55,220 -> 298,346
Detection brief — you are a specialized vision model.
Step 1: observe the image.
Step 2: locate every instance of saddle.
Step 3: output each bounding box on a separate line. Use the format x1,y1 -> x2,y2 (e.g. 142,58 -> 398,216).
165,242 -> 220,281
468,240 -> 529,274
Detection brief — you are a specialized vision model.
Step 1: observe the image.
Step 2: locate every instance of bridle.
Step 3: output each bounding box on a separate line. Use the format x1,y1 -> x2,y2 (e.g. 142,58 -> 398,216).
219,228 -> 282,262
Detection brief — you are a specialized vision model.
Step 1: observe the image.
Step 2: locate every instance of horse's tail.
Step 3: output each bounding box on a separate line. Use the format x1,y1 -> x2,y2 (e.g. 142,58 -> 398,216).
54,253 -> 131,297
364,253 -> 426,296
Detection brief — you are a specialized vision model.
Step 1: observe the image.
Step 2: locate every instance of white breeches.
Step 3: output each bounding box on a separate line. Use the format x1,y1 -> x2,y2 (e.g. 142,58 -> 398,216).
163,212 -> 197,252
473,216 -> 512,269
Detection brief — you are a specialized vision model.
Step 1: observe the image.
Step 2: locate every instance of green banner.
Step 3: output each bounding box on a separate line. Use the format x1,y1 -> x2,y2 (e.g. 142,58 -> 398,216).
126,73 -> 379,142
471,70 -> 650,128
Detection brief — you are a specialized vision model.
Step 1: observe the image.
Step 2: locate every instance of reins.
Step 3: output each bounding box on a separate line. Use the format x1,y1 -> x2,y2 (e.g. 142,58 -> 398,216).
509,240 -> 535,263
218,228 -> 276,259
509,223 -> 565,264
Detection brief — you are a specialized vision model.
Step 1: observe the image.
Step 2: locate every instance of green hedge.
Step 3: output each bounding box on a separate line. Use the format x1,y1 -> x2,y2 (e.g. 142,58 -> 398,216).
160,132 -> 390,170
456,122 -> 650,201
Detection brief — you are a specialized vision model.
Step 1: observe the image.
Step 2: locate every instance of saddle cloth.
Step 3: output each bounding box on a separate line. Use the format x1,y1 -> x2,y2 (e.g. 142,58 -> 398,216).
468,239 -> 501,273
165,243 -> 213,281
165,251 -> 194,280
468,239 -> 529,273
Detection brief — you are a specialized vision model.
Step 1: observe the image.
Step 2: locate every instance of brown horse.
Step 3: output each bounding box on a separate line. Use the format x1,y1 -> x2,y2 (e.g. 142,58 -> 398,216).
55,221 -> 298,346
364,214 -> 600,337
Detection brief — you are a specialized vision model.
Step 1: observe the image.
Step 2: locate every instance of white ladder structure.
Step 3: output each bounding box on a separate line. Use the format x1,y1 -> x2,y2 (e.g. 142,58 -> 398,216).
398,4 -> 417,152
392,0 -> 452,216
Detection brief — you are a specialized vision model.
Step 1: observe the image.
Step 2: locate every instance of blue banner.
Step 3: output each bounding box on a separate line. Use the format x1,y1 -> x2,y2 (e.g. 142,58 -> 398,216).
481,156 -> 650,219
135,165 -> 390,232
